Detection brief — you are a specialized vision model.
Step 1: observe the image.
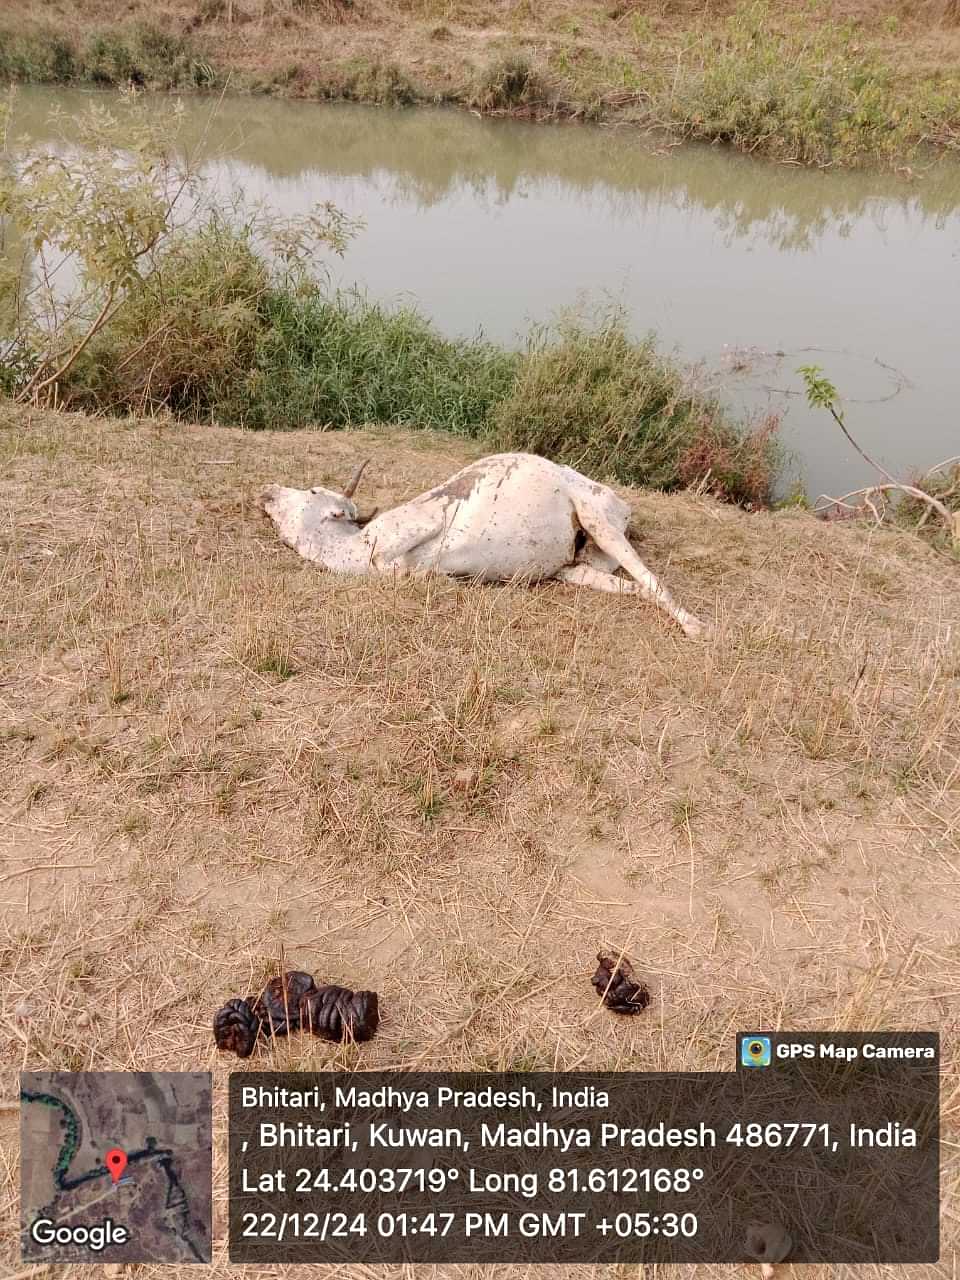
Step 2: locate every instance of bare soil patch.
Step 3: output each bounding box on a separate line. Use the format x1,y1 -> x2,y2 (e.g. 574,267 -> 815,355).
1,405 -> 958,1278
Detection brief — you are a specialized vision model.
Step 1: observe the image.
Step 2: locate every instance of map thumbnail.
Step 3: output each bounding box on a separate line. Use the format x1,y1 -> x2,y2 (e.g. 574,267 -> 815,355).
20,1071 -> 212,1264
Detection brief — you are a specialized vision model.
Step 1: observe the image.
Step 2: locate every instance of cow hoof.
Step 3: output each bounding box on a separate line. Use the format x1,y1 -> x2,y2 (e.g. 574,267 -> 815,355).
682,616 -> 711,640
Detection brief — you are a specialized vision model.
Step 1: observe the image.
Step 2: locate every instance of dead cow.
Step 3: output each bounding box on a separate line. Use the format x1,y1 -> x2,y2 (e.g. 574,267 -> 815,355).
258,452 -> 707,639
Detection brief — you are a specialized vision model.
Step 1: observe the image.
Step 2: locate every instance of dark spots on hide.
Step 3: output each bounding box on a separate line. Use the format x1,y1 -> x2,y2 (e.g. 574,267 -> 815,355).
436,470 -> 481,500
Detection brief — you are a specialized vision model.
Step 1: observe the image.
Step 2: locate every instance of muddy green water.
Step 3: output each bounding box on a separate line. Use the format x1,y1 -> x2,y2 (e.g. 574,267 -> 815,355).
11,87 -> 960,498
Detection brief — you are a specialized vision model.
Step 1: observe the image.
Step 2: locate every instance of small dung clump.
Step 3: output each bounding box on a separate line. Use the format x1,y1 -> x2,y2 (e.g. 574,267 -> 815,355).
255,970 -> 318,1036
212,997 -> 262,1059
591,951 -> 651,1014
300,985 -> 380,1043
213,970 -> 380,1057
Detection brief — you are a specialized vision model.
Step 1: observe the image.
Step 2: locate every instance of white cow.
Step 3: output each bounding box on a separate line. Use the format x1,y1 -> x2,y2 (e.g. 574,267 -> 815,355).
258,453 -> 707,638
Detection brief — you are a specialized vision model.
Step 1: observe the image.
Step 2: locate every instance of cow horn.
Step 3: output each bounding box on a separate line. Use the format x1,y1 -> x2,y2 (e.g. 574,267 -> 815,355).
342,459 -> 370,499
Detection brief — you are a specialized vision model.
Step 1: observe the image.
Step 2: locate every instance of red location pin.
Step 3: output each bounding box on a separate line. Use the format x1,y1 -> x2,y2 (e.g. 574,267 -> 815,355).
105,1148 -> 128,1185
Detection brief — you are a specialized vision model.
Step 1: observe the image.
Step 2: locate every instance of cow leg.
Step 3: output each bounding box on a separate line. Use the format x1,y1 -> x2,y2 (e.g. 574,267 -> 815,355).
556,564 -> 642,594
577,540 -> 620,574
362,510 -> 450,574
570,501 -> 709,639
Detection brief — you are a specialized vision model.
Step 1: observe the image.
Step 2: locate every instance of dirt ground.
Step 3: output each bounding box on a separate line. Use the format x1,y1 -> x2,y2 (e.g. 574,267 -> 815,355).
1,405 -> 959,1278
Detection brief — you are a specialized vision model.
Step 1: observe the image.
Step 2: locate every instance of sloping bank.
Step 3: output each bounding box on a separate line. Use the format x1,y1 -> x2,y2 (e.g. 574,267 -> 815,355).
2,0 -> 960,168
17,223 -> 781,508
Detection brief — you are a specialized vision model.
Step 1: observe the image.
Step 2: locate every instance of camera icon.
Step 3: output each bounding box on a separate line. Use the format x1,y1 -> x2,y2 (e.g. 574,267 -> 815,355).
741,1035 -> 772,1067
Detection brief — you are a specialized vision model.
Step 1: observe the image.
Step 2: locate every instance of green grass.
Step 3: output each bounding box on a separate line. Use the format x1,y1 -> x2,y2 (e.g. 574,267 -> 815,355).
663,2 -> 960,166
0,24 -> 218,89
223,287 -> 519,433
15,219 -> 779,506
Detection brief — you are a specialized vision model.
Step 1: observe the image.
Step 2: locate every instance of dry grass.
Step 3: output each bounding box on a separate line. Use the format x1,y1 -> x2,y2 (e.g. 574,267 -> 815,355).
8,0 -> 960,110
6,0 -> 960,164
1,404 -> 960,1278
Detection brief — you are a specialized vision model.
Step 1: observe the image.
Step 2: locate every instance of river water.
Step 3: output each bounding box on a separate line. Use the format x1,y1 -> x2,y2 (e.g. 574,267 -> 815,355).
10,87 -> 960,498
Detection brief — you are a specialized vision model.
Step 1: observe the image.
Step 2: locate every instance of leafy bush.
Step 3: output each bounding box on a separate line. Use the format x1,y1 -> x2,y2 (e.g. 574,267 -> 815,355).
0,95 -> 355,410
490,314 -> 780,504
62,219 -> 269,416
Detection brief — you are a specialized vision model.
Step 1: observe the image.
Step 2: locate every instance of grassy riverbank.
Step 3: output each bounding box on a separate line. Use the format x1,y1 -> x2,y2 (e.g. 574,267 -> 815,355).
1,406 -> 959,1279
70,283 -> 781,506
4,206 -> 782,504
2,0 -> 960,164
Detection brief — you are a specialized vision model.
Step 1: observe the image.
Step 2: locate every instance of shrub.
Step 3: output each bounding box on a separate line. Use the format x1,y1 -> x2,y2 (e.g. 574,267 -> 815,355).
349,61 -> 417,105
467,54 -> 547,112
676,412 -> 782,507
0,30 -> 77,82
313,60 -> 418,105
55,270 -> 780,507
82,25 -> 213,88
60,220 -> 269,416
490,314 -> 780,504
0,25 -> 216,89
2,92 -> 356,409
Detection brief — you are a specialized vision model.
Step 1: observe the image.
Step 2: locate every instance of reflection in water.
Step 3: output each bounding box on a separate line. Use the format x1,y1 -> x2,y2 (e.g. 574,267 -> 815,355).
13,89 -> 960,250
9,87 -> 960,496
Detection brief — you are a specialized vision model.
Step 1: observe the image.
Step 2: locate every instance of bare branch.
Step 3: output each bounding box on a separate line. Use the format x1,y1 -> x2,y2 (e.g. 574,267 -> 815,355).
802,366 -> 959,550
17,288 -> 121,404
823,401 -> 898,486
815,481 -> 960,546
